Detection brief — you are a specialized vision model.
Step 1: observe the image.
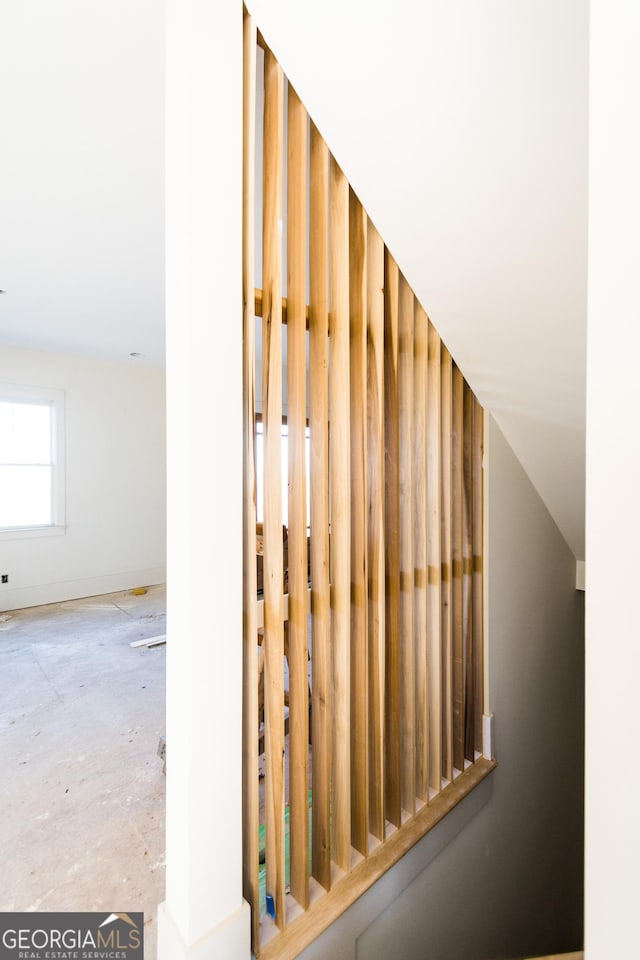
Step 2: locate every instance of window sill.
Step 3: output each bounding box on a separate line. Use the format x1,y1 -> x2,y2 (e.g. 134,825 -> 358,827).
0,525 -> 66,542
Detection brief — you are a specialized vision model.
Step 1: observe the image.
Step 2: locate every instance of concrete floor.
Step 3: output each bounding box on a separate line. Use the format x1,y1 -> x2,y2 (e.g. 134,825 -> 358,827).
0,585 -> 166,959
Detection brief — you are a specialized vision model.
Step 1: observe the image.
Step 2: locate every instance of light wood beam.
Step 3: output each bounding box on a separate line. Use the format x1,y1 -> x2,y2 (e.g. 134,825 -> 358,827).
366,219 -> 386,841
349,188 -> 369,855
286,81 -> 309,908
398,273 -> 415,814
426,320 -> 442,794
463,382 -> 475,761
472,400 -> 484,747
440,346 -> 453,782
329,156 -> 352,872
309,121 -> 331,891
414,303 -> 429,800
262,46 -> 286,929
451,364 -> 464,773
383,250 -> 401,828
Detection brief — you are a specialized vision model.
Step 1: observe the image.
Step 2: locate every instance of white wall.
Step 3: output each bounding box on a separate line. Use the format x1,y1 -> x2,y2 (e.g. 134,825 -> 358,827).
0,345 -> 166,611
585,3 -> 640,957
158,0 -> 250,956
299,418 -> 584,960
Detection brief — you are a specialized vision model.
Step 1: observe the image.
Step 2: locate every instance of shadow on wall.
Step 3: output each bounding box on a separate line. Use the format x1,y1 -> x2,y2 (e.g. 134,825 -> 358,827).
298,419 -> 584,960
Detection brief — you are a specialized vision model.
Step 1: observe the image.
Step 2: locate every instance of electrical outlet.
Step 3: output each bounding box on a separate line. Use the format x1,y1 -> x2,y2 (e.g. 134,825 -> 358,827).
1,575 -> 8,584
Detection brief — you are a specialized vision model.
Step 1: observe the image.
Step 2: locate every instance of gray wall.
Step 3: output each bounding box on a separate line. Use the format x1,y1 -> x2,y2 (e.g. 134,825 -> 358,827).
299,417 -> 584,960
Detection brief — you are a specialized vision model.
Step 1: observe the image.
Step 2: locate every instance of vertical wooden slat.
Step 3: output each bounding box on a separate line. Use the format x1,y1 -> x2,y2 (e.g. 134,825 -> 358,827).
440,347 -> 453,782
262,46 -> 286,928
309,122 -> 331,890
398,275 -> 415,815
451,364 -> 464,773
472,400 -> 484,748
414,303 -> 429,800
383,250 -> 401,829
349,188 -> 369,855
426,320 -> 442,794
463,383 -> 475,761
366,220 -> 385,841
286,82 -> 309,908
329,156 -> 351,872
242,9 -> 259,948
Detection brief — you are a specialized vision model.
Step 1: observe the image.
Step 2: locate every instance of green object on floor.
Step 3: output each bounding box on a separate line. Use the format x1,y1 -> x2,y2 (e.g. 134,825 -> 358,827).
258,790 -> 313,917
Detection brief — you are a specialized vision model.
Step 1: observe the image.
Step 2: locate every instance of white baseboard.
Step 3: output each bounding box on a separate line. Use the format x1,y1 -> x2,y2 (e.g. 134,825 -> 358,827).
157,900 -> 251,960
0,566 -> 166,612
483,713 -> 495,761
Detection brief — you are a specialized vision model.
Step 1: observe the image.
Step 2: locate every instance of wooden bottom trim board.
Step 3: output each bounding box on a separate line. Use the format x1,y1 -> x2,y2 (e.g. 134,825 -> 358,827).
257,757 -> 496,960
524,953 -> 583,960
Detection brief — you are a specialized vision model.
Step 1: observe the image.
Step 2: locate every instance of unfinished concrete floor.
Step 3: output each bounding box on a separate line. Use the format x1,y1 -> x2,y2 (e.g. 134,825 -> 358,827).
0,585 -> 166,958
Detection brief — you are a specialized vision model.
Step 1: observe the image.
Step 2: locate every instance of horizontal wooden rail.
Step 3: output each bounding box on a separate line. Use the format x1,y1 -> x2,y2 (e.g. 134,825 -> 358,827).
255,588 -> 312,630
254,288 -> 310,327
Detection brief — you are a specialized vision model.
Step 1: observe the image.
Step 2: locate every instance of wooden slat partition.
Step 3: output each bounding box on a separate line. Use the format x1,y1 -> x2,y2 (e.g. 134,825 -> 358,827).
383,251 -> 401,829
261,46 -> 286,929
440,346 -> 453,783
398,274 -> 415,815
349,189 -> 369,856
243,26 -> 490,956
309,121 -> 331,892
329,156 -> 351,872
366,219 -> 386,841
286,82 -> 309,908
414,302 -> 429,801
426,319 -> 441,794
241,9 -> 259,949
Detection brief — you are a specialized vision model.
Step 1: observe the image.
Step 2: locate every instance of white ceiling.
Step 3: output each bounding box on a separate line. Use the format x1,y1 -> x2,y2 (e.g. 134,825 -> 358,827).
0,1 -> 164,366
0,1 -> 587,560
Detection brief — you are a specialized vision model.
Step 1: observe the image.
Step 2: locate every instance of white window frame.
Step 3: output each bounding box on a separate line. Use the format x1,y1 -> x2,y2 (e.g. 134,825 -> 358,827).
0,383 -> 66,541
255,419 -> 311,530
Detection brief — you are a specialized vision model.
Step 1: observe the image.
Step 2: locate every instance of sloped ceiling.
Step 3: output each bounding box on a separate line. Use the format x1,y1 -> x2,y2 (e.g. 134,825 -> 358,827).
0,1 -> 587,560
250,0 -> 588,560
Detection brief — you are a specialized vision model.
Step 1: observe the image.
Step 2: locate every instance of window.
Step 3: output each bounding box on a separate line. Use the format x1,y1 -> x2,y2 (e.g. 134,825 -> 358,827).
255,419 -> 311,528
0,385 -> 65,537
